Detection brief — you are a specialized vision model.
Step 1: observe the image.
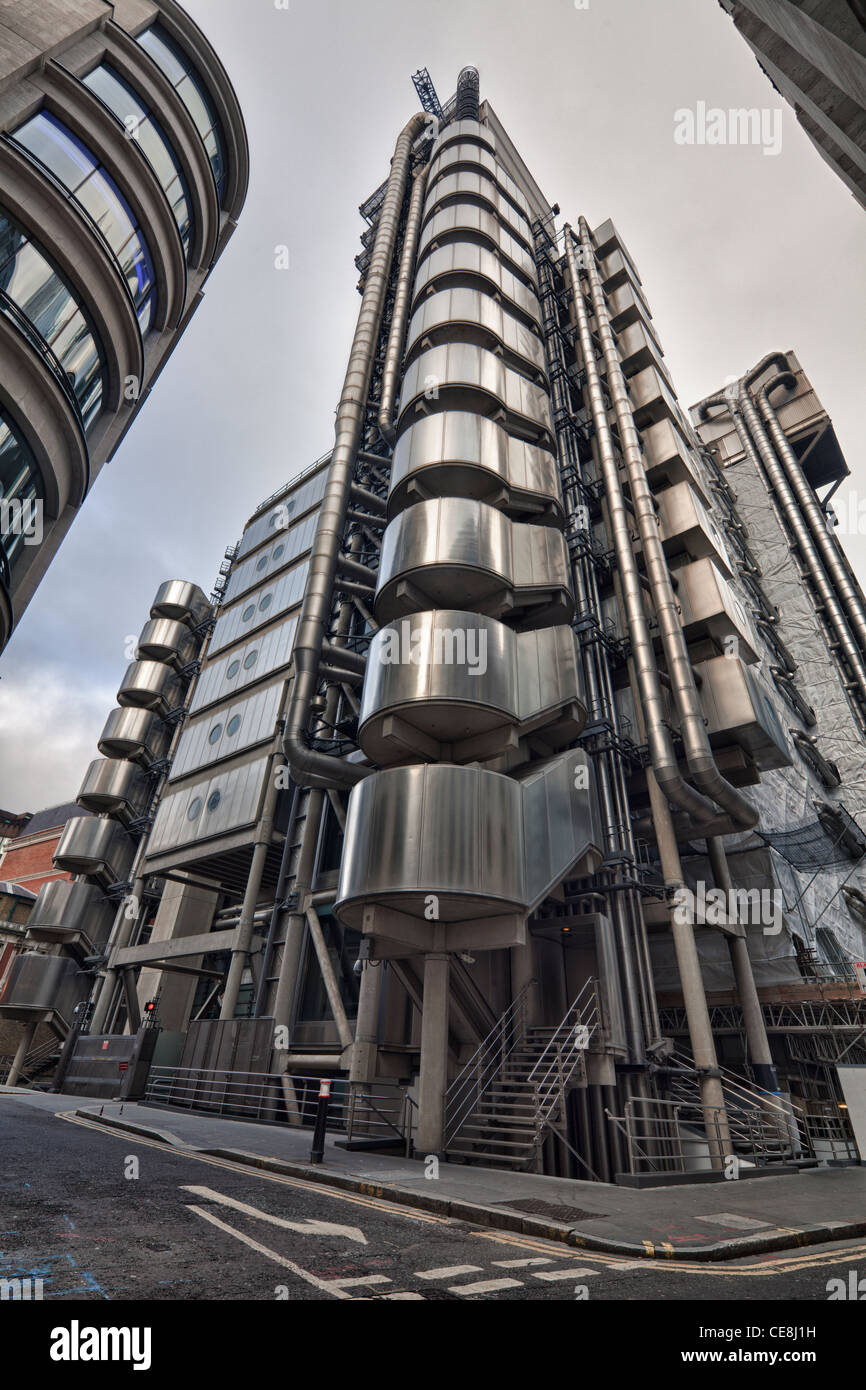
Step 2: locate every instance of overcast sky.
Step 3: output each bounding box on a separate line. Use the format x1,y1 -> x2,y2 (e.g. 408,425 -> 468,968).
1,0 -> 864,813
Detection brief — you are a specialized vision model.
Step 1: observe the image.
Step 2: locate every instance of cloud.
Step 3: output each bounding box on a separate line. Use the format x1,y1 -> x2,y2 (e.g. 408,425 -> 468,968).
0,663 -> 114,810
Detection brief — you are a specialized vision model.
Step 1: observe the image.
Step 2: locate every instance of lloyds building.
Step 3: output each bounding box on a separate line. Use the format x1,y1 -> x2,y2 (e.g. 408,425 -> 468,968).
3,66 -> 866,1181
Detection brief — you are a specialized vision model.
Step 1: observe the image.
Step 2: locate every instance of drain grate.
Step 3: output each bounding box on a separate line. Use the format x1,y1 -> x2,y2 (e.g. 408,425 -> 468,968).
498,1198 -> 605,1223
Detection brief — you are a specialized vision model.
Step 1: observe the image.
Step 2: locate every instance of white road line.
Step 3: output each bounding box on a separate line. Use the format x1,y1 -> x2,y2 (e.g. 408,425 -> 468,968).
532,1267 -> 600,1282
448,1277 -> 524,1295
325,1275 -> 392,1288
415,1264 -> 483,1280
180,1185 -> 367,1244
185,1204 -> 353,1299
382,1292 -> 426,1300
492,1257 -> 554,1268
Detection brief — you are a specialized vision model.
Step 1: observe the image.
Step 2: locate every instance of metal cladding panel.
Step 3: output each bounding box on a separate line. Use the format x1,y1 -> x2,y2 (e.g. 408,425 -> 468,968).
399,344 -> 553,437
209,559 -> 309,656
336,752 -> 602,934
223,511 -> 318,604
337,764 -> 525,927
53,817 -> 136,885
606,281 -> 653,331
426,142 -> 530,217
136,618 -> 195,666
513,522 -> 572,594
430,119 -> 497,159
418,206 -> 537,283
190,615 -> 298,713
423,169 -> 531,244
674,558 -> 760,663
389,411 -> 561,518
117,660 -> 184,713
26,880 -> 114,948
0,952 -> 82,1023
628,365 -> 682,427
412,244 -> 541,325
170,680 -> 284,781
376,499 -> 571,626
641,418 -> 711,504
616,320 -> 666,376
655,482 -> 734,577
150,580 -> 211,627
77,758 -> 150,820
146,756 -> 270,857
98,706 -> 169,764
693,656 -> 792,769
358,615 -> 584,764
515,626 -> 583,722
236,468 -> 329,561
405,289 -> 546,376
520,751 -> 602,910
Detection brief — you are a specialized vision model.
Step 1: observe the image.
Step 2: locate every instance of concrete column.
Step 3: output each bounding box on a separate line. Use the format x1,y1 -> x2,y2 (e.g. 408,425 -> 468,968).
707,838 -> 778,1092
416,952 -> 450,1155
271,789 -> 325,1037
510,939 -> 540,1029
349,960 -> 383,1083
646,770 -> 732,1168
6,1021 -> 37,1086
136,878 -> 219,1031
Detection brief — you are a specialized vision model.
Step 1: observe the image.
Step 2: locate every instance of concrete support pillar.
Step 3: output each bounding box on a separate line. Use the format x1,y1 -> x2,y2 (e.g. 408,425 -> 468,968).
271,790 -> 325,1038
510,939 -> 540,1030
6,1021 -> 37,1086
349,960 -> 383,1083
646,770 -> 732,1168
416,952 -> 450,1155
707,838 -> 778,1092
136,878 -> 219,1031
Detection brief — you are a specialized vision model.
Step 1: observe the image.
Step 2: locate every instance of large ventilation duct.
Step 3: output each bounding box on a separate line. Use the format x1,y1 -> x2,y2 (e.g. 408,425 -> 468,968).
283,110 -> 428,789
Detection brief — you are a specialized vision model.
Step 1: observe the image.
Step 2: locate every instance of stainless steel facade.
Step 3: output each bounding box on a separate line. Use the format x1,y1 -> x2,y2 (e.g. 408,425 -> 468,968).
8,72 -> 866,1180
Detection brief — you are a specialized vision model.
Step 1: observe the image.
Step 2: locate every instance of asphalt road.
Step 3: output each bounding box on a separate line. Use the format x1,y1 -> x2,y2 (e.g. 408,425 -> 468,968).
1,1096 -> 864,1303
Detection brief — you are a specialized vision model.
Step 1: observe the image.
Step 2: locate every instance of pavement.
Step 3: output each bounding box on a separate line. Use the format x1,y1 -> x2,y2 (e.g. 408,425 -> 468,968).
5,1085 -> 863,1263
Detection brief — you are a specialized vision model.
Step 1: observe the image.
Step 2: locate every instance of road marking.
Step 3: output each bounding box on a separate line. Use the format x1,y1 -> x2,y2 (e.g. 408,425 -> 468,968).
185,1204 -> 353,1299
54,1111 -> 866,1282
57,1111 -> 450,1226
449,1277 -> 523,1294
179,1185 -> 367,1245
325,1274 -> 392,1288
531,1266 -> 600,1282
382,1291 -> 425,1300
415,1264 -> 483,1280
491,1257 -> 554,1268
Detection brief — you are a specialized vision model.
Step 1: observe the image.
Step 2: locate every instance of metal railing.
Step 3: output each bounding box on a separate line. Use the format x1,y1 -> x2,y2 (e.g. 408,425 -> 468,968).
663,1047 -> 808,1161
144,1065 -> 416,1149
444,980 -> 535,1147
345,1083 -> 417,1155
526,979 -> 599,1140
607,1098 -> 730,1175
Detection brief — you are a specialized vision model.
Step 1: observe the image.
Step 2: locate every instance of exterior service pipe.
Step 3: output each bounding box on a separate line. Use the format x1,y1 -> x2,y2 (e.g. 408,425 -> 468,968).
759,374 -> 866,668
378,165 -> 428,442
283,112 -> 428,789
577,219 -> 757,835
731,392 -> 866,702
564,229 -> 718,836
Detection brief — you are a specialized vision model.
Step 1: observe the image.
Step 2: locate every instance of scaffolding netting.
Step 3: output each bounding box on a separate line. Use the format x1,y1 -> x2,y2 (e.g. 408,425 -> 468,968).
755,802 -> 866,869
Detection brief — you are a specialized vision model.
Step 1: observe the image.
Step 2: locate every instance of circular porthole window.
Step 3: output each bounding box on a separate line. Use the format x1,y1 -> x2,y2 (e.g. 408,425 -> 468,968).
243,649 -> 259,670
187,797 -> 202,821
273,544 -> 285,561
256,555 -> 268,572
259,593 -> 272,612
207,790 -> 221,813
226,715 -> 241,737
242,603 -> 255,622
208,724 -> 223,745
226,659 -> 241,679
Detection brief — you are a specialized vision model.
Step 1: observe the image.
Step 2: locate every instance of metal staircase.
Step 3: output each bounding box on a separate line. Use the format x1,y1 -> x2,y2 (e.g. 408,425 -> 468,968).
0,1036 -> 62,1089
444,980 -> 599,1171
655,1046 -> 807,1165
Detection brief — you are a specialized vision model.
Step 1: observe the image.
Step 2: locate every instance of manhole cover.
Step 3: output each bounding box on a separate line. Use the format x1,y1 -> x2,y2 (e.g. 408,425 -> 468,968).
498,1198 -> 605,1223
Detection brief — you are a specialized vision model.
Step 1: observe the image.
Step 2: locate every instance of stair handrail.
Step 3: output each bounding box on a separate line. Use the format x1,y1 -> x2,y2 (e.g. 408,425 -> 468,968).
444,979 -> 536,1146
526,980 -> 600,1139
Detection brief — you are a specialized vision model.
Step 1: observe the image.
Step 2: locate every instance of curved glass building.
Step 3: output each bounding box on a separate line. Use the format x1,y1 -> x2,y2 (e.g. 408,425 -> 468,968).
0,0 -> 248,651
